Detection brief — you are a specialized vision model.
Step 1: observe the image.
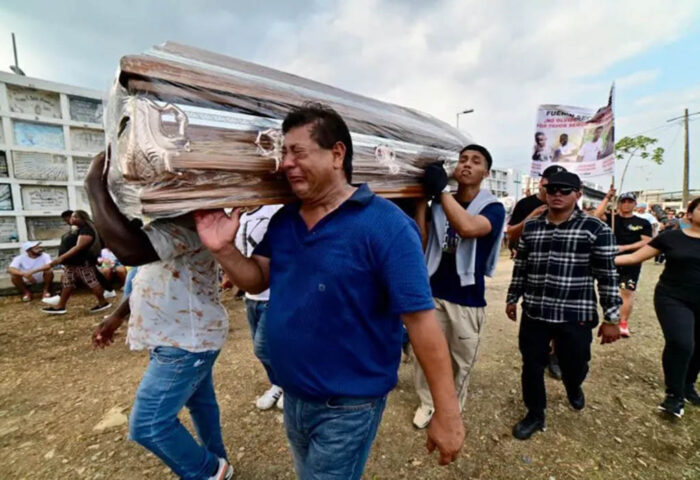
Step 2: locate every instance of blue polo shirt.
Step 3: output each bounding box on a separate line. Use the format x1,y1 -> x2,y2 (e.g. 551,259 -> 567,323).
254,184 -> 434,400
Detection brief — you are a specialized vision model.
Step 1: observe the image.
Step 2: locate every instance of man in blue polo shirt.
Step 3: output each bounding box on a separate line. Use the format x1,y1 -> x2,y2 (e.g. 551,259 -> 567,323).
195,103 -> 464,479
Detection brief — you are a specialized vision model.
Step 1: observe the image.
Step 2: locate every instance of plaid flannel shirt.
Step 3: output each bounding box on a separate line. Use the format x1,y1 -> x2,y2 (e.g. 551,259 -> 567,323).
506,208 -> 621,324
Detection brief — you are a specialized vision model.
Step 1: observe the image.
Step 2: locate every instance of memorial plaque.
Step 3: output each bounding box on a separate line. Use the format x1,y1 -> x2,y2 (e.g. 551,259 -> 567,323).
0,151 -> 7,177
75,186 -> 91,211
7,85 -> 62,118
0,249 -> 16,272
0,217 -> 18,242
26,217 -> 66,241
73,156 -> 92,180
20,186 -> 68,211
70,128 -> 104,152
12,152 -> 68,181
69,96 -> 103,124
0,184 -> 12,211
13,121 -> 65,150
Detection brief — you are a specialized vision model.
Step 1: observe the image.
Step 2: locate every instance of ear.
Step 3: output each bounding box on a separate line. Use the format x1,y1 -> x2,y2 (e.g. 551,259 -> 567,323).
331,141 -> 346,170
576,191 -> 583,201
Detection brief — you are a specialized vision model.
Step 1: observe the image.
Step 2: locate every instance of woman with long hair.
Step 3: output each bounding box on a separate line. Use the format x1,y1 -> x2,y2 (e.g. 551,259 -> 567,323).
616,197 -> 700,418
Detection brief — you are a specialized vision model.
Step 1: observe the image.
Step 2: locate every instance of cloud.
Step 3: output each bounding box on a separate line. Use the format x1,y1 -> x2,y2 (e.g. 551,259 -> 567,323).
0,0 -> 698,190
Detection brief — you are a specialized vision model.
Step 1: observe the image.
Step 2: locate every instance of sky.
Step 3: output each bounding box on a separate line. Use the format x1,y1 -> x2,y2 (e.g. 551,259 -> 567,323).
0,0 -> 698,193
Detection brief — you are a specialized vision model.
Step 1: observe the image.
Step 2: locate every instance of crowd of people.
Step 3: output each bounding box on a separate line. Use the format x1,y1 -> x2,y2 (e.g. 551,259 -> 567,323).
6,102 -> 699,480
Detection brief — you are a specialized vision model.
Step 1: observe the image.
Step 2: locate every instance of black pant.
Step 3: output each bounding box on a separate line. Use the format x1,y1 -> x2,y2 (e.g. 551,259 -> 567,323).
519,315 -> 593,416
654,288 -> 700,398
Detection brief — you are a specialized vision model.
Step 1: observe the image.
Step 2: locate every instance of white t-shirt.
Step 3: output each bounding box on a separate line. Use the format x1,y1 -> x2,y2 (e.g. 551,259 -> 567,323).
10,252 -> 52,276
578,140 -> 602,162
127,220 -> 228,353
635,212 -> 659,231
234,205 -> 281,302
556,143 -> 576,158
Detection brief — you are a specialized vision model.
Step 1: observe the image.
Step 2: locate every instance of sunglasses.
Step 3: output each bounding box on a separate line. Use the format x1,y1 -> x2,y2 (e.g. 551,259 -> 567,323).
545,185 -> 577,195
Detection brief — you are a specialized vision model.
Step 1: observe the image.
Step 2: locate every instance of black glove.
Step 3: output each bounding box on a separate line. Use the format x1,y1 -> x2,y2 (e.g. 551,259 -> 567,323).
422,162 -> 448,198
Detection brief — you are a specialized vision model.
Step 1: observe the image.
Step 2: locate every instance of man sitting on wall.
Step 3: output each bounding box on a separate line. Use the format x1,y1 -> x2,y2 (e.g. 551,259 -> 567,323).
8,241 -> 53,302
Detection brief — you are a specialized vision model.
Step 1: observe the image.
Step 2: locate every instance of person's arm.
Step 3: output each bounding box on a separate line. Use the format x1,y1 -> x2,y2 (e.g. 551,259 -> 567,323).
8,266 -> 25,276
590,225 -> 622,343
506,204 -> 547,244
414,198 -> 429,251
194,209 -> 270,294
402,310 -> 463,465
505,234 -> 530,320
93,295 -> 131,348
439,193 -> 492,238
50,234 -> 93,266
594,186 -> 615,220
618,235 -> 651,253
84,152 -> 159,265
615,245 -> 660,266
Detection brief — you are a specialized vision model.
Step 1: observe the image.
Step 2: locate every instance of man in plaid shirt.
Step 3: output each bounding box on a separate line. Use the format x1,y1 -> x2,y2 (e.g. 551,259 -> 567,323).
506,171 -> 622,440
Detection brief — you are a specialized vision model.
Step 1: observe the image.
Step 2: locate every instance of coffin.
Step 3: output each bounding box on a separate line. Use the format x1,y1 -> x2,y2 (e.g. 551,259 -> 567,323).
105,42 -> 470,221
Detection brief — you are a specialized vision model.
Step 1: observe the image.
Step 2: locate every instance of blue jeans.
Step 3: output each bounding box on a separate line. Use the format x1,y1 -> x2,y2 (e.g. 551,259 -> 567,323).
245,298 -> 272,374
283,392 -> 387,480
123,266 -> 139,297
129,347 -> 226,480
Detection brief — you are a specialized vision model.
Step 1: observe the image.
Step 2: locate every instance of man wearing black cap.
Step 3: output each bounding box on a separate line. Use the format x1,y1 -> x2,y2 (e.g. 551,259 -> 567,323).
506,171 -> 622,440
412,144 -> 506,429
594,188 -> 652,337
506,164 -> 567,379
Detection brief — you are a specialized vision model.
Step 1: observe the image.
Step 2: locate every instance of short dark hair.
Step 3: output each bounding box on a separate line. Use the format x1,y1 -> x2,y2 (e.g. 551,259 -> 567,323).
688,197 -> 700,214
282,102 -> 353,182
459,144 -> 493,170
535,132 -> 545,139
61,210 -> 73,219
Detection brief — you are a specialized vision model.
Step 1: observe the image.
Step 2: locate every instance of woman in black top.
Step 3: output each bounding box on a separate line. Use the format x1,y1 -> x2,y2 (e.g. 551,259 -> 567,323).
616,197 -> 700,418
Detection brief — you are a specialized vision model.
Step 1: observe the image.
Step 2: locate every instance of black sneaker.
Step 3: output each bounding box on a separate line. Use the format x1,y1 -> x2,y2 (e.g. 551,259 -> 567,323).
42,306 -> 66,315
90,303 -> 111,314
567,387 -> 585,411
548,353 -> 562,380
512,412 -> 546,440
658,395 -> 684,418
685,385 -> 700,406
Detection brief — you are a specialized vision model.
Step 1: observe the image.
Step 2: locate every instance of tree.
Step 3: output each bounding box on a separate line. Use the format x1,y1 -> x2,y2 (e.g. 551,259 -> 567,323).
614,135 -> 664,194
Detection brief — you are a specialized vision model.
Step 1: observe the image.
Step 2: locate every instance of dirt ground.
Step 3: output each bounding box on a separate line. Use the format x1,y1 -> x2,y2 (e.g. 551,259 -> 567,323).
1,259 -> 699,479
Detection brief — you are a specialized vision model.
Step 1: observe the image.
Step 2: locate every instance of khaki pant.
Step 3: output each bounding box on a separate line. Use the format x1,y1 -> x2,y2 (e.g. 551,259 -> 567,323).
413,298 -> 485,410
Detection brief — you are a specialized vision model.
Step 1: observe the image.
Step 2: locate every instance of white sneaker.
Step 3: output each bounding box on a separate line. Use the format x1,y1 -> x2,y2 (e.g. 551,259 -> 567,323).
41,295 -> 61,306
255,385 -> 283,410
208,457 -> 234,480
412,405 -> 434,429
104,290 -> 117,299
276,392 -> 284,410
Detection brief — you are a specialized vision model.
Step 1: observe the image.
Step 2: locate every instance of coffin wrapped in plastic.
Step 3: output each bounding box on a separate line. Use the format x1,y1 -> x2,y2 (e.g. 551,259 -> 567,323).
105,42 -> 471,221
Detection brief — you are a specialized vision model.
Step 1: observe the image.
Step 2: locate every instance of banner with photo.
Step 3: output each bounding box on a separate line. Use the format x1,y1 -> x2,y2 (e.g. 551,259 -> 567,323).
530,88 -> 614,178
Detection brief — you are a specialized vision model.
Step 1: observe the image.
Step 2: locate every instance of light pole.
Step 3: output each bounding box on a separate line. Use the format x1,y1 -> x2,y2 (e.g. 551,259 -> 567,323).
455,108 -> 474,130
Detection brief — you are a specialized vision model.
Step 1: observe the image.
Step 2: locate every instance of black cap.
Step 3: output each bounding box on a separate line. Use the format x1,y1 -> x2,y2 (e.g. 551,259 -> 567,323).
547,171 -> 581,190
460,144 -> 493,170
541,165 -> 567,179
618,192 -> 636,202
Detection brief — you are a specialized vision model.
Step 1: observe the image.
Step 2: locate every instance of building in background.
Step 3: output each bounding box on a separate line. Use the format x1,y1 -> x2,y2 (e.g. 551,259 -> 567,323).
483,168 -> 522,216
0,72 -> 104,277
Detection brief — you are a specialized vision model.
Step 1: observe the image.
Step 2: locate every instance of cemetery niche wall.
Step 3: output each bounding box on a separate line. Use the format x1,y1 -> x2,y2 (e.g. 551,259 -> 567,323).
0,72 -> 105,277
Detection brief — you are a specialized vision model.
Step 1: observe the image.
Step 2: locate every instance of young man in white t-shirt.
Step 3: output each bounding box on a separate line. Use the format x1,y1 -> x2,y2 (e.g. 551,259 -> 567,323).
577,126 -> 604,163
235,205 -> 283,410
8,241 -> 53,301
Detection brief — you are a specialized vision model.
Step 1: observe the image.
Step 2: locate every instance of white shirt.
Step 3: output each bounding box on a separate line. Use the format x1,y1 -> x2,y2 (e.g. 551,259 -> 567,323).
234,205 -> 281,302
127,220 -> 228,352
556,143 -> 576,158
10,252 -> 52,273
578,140 -> 602,162
100,248 -> 118,263
635,212 -> 659,229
